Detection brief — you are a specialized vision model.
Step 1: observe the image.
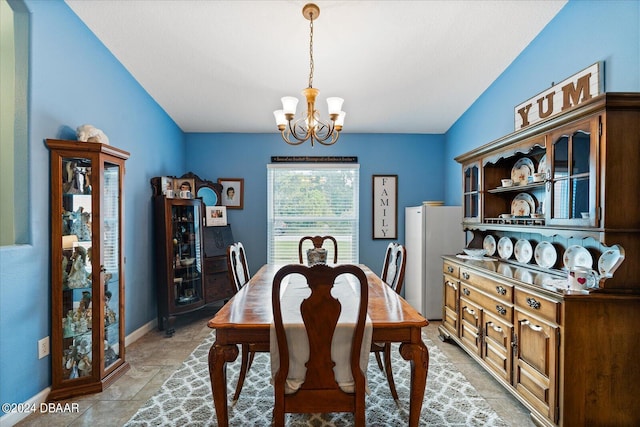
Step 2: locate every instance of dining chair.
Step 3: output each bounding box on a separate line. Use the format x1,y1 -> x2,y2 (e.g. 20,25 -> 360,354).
298,235 -> 338,264
271,263 -> 369,426
225,242 -> 267,403
372,243 -> 407,401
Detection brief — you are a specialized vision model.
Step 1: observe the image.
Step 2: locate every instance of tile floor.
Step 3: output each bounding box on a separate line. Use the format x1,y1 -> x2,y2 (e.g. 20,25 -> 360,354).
14,304 -> 534,426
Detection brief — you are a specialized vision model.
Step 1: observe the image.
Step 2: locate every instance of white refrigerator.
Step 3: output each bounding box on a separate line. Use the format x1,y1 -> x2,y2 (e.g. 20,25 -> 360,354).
404,205 -> 464,319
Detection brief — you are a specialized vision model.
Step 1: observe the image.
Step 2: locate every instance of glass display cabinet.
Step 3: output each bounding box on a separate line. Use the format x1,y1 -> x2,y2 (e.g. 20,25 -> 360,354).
46,139 -> 130,400
152,196 -> 205,336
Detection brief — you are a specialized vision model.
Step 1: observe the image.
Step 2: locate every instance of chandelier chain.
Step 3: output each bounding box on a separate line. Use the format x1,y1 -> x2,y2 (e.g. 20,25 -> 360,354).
308,12 -> 314,88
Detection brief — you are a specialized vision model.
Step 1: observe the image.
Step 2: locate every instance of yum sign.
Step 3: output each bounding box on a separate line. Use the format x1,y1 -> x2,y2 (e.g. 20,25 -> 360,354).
514,62 -> 603,130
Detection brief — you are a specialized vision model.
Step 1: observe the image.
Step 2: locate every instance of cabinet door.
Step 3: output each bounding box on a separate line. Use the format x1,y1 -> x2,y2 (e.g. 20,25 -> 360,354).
482,311 -> 513,383
463,162 -> 481,223
442,275 -> 459,336
170,201 -> 204,311
513,309 -> 559,424
545,117 -> 599,227
459,296 -> 482,356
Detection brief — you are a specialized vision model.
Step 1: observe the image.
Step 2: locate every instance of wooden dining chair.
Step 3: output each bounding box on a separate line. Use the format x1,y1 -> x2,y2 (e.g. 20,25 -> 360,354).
298,235 -> 338,264
372,243 -> 407,401
271,264 -> 369,426
225,242 -> 267,403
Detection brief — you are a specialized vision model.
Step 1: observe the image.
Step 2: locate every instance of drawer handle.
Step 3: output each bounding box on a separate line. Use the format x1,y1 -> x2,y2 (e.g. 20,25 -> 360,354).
496,305 -> 507,315
522,319 -> 543,332
496,285 -> 506,295
488,322 -> 503,333
462,272 -> 470,280
463,306 -> 476,316
526,297 -> 541,310
445,280 -> 458,291
463,287 -> 470,296
447,266 -> 454,273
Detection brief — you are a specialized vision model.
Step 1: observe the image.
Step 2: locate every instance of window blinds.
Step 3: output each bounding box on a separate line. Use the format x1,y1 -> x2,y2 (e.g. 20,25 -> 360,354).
267,163 -> 359,264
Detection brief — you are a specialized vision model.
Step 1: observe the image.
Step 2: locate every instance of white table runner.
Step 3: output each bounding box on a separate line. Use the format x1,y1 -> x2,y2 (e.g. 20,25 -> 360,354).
270,272 -> 372,394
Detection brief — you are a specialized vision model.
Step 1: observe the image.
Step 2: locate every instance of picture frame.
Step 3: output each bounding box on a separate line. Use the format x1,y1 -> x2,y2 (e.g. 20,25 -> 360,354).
206,206 -> 227,227
174,178 -> 195,199
372,175 -> 397,239
218,178 -> 244,209
160,176 -> 174,198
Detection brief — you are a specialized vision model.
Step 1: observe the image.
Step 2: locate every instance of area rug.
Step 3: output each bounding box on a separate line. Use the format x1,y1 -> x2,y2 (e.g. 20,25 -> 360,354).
125,332 -> 507,426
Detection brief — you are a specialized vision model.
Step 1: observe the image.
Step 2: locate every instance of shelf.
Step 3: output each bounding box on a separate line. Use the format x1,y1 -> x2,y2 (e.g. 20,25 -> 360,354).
487,181 -> 545,193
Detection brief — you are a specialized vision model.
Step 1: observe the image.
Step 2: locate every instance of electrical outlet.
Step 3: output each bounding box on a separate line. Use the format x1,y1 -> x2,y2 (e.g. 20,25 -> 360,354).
38,336 -> 50,359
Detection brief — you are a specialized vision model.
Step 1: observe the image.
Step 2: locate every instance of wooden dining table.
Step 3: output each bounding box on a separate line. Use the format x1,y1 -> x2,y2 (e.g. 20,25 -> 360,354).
207,264 -> 429,426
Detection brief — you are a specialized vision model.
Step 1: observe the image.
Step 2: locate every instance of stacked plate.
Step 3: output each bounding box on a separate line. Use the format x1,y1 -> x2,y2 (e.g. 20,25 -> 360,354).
511,157 -> 535,185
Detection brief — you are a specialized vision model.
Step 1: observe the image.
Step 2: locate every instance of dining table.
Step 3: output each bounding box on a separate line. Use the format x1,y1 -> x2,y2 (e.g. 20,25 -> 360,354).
207,263 -> 429,427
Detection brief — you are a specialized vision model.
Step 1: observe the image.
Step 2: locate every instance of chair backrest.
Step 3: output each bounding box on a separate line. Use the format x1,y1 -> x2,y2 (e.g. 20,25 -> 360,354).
298,235 -> 338,264
271,264 -> 368,420
226,242 -> 250,293
381,243 -> 407,295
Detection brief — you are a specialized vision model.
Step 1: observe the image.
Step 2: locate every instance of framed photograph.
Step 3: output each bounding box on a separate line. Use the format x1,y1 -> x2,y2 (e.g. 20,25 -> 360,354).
174,178 -> 194,199
372,175 -> 397,239
160,176 -> 174,198
218,178 -> 244,209
206,206 -> 227,226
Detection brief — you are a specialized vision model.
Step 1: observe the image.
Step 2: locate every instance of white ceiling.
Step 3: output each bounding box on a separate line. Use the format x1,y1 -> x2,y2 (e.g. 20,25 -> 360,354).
65,0 -> 566,134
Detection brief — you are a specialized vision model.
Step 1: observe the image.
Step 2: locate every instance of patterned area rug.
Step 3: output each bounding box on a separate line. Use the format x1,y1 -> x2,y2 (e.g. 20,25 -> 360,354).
125,332 -> 507,426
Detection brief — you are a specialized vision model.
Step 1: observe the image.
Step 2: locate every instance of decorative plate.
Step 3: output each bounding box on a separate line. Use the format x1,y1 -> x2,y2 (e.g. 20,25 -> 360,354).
511,193 -> 536,216
538,154 -> 547,174
483,235 -> 497,256
534,241 -> 557,269
511,199 -> 530,217
514,239 -> 533,264
511,157 -> 535,185
598,244 -> 625,277
563,245 -> 593,269
197,186 -> 218,207
497,237 -> 513,260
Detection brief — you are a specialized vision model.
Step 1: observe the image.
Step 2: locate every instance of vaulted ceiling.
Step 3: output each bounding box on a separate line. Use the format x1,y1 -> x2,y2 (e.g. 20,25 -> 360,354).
66,0 -> 567,134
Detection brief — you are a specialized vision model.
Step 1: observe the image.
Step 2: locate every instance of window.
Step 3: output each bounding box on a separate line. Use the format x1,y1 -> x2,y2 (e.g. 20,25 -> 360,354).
267,163 -> 359,264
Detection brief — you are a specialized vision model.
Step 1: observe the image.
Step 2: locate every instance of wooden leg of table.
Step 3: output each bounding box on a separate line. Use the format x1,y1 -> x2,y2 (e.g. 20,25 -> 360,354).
400,341 -> 429,427
208,343 -> 239,427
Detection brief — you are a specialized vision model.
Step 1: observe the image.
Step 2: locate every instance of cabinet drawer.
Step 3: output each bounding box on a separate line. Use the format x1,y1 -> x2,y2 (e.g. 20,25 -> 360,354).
514,289 -> 559,324
460,283 -> 513,323
205,256 -> 228,273
443,261 -> 459,277
459,297 -> 482,355
460,267 -> 513,303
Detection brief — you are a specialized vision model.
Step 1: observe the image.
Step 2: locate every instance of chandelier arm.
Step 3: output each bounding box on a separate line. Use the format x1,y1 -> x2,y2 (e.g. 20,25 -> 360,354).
281,126 -> 307,146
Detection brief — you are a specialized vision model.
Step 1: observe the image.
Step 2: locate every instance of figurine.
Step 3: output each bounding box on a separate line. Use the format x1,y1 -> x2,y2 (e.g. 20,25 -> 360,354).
67,246 -> 89,288
76,124 -> 109,145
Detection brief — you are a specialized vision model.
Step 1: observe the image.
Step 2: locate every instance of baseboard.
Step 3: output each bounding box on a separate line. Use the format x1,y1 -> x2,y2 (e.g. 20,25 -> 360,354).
0,319 -> 157,427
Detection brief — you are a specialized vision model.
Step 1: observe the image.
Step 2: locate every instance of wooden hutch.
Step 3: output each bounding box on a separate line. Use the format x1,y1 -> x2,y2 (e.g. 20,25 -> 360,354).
440,93 -> 640,426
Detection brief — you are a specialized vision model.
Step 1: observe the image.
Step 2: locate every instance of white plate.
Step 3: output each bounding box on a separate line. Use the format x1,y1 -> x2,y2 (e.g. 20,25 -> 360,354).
563,245 -> 593,269
538,154 -> 547,174
483,235 -> 497,256
598,245 -> 625,277
511,157 -> 535,185
511,199 -> 531,217
534,241 -> 557,269
511,193 -> 536,216
497,237 -> 513,260
514,239 -> 533,264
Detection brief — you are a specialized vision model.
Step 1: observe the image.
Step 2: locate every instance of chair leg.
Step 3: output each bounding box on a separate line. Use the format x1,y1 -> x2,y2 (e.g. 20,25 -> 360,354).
374,351 -> 384,371
233,344 -> 250,402
383,344 -> 399,401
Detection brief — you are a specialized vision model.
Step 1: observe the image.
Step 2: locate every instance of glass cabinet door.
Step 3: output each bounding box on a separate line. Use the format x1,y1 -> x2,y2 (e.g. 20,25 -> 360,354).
102,161 -> 122,372
546,118 -> 598,226
463,162 -> 481,223
61,156 -> 94,380
170,203 -> 203,307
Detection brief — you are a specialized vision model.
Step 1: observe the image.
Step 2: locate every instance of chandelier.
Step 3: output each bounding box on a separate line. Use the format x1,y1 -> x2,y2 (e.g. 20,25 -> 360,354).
273,3 -> 345,146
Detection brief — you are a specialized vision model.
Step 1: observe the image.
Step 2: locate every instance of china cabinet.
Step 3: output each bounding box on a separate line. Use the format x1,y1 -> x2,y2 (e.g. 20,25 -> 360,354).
46,139 -> 130,401
440,93 -> 640,426
151,173 -> 234,336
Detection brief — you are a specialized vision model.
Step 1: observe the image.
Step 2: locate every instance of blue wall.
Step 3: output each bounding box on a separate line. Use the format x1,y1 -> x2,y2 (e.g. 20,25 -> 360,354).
2,0 -> 639,417
184,132 -> 446,272
444,0 -> 640,205
0,0 -> 183,406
